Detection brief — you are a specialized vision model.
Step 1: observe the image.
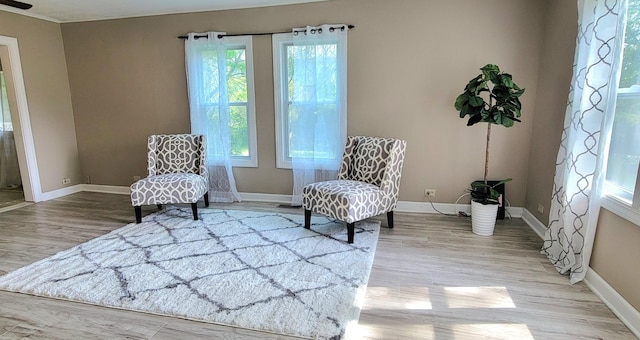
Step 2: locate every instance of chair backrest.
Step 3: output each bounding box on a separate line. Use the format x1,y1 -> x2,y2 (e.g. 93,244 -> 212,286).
147,134 -> 207,176
338,135 -> 407,200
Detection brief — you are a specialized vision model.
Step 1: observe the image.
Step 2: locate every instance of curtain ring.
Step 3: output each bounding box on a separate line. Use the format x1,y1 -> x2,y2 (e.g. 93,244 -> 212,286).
294,31 -> 299,36
217,34 -> 224,39
329,27 -> 335,32
318,28 -> 323,34
310,28 -> 316,34
194,36 -> 201,40
340,26 -> 345,31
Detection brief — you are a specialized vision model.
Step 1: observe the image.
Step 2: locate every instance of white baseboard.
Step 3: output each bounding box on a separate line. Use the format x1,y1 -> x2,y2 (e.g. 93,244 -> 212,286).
585,269 -> 640,338
81,184 -> 130,195
40,184 -> 84,201
44,185 -> 526,217
521,208 -> 546,240
238,192 -> 292,204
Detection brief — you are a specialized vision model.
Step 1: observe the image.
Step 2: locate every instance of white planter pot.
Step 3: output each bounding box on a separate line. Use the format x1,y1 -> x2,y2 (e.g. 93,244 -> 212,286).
471,200 -> 499,236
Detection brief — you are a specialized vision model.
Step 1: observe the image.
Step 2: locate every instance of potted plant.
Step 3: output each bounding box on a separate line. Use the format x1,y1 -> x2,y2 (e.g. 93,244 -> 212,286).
454,64 -> 525,235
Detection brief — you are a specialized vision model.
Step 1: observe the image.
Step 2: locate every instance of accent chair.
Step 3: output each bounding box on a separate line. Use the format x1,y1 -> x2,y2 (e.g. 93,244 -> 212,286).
130,134 -> 209,223
303,136 -> 407,243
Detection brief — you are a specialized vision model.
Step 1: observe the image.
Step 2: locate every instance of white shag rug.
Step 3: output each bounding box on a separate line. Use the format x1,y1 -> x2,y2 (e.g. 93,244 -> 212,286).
0,207 -> 380,339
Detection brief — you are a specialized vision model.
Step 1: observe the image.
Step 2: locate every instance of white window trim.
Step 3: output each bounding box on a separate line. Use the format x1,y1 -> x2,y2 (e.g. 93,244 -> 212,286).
602,195 -> 640,226
221,36 -> 258,168
602,87 -> 640,226
272,33 -> 292,169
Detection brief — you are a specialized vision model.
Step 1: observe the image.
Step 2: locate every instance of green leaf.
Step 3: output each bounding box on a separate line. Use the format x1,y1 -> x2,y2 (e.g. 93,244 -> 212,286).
454,94 -> 468,110
467,113 -> 482,126
468,96 -> 484,107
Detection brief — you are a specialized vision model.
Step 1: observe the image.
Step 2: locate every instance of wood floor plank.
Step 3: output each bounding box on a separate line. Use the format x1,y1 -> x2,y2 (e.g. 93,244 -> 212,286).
0,192 -> 635,339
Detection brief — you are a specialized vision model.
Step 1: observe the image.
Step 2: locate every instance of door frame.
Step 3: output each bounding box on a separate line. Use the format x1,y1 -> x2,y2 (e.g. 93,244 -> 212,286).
0,35 -> 41,202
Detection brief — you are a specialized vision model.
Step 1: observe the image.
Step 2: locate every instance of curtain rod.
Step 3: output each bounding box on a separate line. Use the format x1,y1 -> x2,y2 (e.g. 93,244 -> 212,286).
178,24 -> 354,40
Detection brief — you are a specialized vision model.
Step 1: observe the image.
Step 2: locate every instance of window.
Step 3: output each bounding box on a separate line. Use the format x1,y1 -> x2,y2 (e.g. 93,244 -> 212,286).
272,32 -> 347,169
604,0 -> 640,211
191,36 -> 257,167
0,70 -> 13,131
225,41 -> 257,167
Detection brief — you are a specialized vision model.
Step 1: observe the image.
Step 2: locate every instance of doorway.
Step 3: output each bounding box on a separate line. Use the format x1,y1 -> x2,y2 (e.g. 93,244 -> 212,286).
0,58 -> 24,208
0,35 -> 42,204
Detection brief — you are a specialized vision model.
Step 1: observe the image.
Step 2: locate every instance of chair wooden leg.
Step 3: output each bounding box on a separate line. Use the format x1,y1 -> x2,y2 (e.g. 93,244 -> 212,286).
204,192 -> 210,207
157,204 -> 163,210
387,211 -> 394,229
347,223 -> 355,244
191,203 -> 198,220
304,209 -> 311,229
134,206 -> 142,223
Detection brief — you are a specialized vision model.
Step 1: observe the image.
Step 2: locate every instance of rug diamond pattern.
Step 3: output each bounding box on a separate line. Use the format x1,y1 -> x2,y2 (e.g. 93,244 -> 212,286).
0,207 -> 380,339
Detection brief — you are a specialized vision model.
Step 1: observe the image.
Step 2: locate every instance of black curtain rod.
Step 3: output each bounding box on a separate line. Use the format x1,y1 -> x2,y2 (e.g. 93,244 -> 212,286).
178,24 -> 354,40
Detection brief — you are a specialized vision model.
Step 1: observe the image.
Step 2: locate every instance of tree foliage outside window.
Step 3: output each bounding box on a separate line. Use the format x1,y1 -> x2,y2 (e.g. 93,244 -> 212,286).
285,43 -> 339,159
226,48 -> 249,157
200,47 -> 251,158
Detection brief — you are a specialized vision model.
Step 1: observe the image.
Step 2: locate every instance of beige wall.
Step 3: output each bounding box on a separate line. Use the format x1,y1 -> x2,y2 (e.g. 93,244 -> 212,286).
0,11 -> 80,194
61,0 -> 547,204
591,209 -> 640,311
525,0 -> 577,223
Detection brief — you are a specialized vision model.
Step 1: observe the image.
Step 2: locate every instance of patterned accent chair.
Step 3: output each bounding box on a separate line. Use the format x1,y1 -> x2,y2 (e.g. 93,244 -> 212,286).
303,136 -> 407,243
130,134 -> 209,223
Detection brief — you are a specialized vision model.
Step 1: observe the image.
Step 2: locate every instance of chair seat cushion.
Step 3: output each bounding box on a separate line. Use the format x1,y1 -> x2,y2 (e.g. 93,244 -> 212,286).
303,180 -> 390,223
130,173 -> 208,206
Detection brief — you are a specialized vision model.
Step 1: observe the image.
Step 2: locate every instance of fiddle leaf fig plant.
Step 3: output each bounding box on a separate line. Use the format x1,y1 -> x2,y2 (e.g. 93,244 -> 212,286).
455,64 -> 524,128
454,64 -> 525,204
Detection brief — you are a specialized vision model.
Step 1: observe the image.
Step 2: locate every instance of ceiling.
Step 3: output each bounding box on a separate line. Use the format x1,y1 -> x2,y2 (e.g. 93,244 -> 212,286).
0,0 -> 328,23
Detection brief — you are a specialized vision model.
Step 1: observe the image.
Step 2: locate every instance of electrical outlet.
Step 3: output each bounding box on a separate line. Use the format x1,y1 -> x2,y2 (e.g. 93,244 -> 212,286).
537,203 -> 545,214
62,177 -> 71,185
424,189 -> 436,197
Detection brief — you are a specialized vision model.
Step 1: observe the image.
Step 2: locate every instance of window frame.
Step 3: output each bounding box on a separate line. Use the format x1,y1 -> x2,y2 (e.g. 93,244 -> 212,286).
271,33 -> 346,169
601,10 -> 640,224
201,36 -> 258,168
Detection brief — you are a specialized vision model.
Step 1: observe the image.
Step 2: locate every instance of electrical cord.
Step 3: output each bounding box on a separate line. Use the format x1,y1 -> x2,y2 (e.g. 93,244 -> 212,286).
426,193 -> 456,216
426,192 -> 470,217
454,192 -> 471,217
504,198 -> 513,220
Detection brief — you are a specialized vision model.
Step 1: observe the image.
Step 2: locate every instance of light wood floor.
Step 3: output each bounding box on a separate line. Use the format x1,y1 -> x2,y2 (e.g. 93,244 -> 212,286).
0,192 -> 635,339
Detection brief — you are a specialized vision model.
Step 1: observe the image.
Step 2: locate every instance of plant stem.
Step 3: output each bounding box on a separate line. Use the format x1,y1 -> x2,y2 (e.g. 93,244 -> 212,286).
484,123 -> 491,186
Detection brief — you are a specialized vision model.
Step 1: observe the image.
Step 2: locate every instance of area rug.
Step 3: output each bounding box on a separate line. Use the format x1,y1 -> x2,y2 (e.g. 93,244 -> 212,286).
0,207 -> 380,339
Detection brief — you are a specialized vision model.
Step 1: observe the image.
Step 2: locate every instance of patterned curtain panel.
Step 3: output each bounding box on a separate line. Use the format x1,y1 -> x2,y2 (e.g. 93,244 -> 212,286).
290,24 -> 348,205
542,0 -> 627,283
185,32 -> 241,203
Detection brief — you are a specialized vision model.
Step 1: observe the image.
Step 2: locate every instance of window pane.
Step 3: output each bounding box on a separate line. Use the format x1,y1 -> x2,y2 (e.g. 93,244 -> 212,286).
227,48 -> 247,103
229,104 -> 249,157
619,0 -> 640,88
606,95 -> 640,196
285,43 -> 339,160
201,50 -> 221,103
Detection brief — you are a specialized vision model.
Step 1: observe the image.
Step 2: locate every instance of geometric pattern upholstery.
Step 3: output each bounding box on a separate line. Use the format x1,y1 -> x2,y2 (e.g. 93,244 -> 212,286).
130,134 -> 209,223
303,136 -> 407,243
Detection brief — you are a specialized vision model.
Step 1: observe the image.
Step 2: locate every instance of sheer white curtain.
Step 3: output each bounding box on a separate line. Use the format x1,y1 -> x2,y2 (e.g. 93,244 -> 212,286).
290,24 -> 348,205
0,69 -> 21,190
185,32 -> 241,203
542,0 -> 627,283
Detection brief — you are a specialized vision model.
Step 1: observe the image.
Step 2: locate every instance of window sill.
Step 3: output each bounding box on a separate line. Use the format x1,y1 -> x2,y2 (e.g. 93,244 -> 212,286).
231,158 -> 257,168
601,195 -> 640,227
